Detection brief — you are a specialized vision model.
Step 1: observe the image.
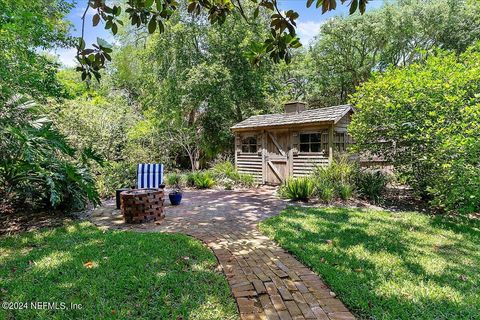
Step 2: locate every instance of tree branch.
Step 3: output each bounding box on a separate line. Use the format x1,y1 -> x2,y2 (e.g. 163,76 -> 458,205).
78,2 -> 89,54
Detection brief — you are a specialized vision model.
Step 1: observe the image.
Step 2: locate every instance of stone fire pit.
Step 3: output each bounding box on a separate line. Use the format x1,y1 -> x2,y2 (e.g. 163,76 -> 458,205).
120,188 -> 165,224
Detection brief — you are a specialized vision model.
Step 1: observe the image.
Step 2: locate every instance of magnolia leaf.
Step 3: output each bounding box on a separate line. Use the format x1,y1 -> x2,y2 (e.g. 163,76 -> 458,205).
112,23 -> 118,35
92,13 -> 100,26
148,16 -> 157,33
359,0 -> 366,13
78,37 -> 86,50
97,37 -> 112,48
253,7 -> 259,19
349,0 -> 358,14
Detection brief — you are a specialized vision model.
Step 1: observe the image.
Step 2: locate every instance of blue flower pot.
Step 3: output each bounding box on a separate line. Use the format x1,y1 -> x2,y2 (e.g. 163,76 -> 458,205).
169,192 -> 182,205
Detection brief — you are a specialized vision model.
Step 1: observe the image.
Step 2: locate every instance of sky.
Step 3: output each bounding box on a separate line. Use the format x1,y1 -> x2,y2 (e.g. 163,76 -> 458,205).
54,0 -> 387,67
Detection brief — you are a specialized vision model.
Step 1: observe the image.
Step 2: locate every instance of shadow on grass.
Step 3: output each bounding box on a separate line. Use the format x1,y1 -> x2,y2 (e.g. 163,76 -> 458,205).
259,206 -> 480,320
0,222 -> 237,320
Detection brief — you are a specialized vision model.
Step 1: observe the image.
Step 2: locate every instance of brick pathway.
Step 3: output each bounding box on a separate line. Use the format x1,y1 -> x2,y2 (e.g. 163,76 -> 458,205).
90,188 -> 355,320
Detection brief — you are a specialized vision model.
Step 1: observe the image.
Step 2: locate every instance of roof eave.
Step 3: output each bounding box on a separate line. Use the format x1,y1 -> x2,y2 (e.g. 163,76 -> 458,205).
333,105 -> 354,124
230,120 -> 335,132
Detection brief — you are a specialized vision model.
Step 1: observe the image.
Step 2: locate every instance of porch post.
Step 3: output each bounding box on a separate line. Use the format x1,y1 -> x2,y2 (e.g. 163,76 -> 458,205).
262,130 -> 266,184
328,124 -> 334,164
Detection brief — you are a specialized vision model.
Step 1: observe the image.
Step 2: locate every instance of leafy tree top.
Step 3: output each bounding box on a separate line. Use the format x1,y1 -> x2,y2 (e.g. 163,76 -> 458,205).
76,0 -> 370,82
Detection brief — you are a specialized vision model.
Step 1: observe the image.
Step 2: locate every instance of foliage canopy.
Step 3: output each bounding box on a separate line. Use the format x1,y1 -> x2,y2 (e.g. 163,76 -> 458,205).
350,44 -> 480,213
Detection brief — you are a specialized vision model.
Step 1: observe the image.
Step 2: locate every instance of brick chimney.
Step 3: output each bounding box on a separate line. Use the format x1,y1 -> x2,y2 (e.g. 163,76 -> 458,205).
284,101 -> 307,114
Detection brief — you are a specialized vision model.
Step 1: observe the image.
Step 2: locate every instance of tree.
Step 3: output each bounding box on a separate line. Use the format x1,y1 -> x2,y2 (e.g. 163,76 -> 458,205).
0,0 -> 73,101
288,0 -> 480,107
349,44 -> 480,214
75,0 -> 372,81
0,0 -> 103,212
109,5 -> 283,168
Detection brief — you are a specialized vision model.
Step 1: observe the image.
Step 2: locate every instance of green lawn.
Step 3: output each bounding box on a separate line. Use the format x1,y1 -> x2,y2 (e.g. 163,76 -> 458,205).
0,222 -> 237,320
259,206 -> 480,320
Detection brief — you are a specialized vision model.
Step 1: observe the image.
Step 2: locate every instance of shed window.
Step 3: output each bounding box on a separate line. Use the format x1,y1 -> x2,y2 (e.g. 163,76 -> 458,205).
334,132 -> 350,152
241,136 -> 257,153
299,133 -> 322,153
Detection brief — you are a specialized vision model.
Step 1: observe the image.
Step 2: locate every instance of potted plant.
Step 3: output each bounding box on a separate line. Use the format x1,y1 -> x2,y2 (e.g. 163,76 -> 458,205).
166,172 -> 183,205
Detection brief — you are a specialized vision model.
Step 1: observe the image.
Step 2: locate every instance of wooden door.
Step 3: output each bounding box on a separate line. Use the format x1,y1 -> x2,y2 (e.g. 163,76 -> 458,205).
265,131 -> 290,184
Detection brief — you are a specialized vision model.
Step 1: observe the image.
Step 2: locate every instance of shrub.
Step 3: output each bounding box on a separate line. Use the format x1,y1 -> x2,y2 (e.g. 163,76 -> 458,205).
97,161 -> 136,197
209,160 -> 256,188
237,173 -> 255,188
279,177 -> 315,201
428,161 -> 480,214
356,170 -> 388,202
337,183 -> 353,200
165,172 -> 182,188
210,161 -> 237,180
312,155 -> 357,201
317,184 -> 335,203
192,171 -> 215,189
313,154 -> 357,186
349,45 -> 480,213
0,97 -> 100,211
184,172 -> 196,187
222,178 -> 234,190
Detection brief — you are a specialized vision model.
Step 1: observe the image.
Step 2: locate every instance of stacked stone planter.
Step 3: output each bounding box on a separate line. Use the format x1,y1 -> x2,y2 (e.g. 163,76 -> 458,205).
120,189 -> 165,224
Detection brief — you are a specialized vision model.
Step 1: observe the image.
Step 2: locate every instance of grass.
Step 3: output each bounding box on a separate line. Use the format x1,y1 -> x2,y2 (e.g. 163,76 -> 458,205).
0,222 -> 237,320
259,206 -> 480,320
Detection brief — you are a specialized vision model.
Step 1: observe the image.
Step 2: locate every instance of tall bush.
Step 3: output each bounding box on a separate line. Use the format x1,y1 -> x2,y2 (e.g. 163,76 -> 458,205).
312,155 -> 357,201
355,170 -> 388,203
0,97 -> 100,211
350,44 -> 480,213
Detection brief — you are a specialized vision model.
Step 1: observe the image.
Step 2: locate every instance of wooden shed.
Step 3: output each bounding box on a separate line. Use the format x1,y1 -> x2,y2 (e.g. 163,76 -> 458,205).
231,102 -> 354,184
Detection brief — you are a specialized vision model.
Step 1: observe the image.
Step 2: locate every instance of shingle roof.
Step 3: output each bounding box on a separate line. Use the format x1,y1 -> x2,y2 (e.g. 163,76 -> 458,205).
231,105 -> 353,130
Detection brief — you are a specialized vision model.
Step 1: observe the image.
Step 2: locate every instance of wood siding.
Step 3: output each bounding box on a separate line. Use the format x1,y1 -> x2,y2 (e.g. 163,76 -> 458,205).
237,154 -> 263,182
334,113 -> 351,133
292,154 -> 329,177
235,132 -> 263,183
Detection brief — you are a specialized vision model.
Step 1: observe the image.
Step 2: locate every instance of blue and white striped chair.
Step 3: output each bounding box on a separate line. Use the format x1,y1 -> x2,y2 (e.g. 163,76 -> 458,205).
136,163 -> 164,189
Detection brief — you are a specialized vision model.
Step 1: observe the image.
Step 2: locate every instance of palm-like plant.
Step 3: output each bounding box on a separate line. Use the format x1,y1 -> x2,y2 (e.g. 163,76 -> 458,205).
0,96 -> 101,211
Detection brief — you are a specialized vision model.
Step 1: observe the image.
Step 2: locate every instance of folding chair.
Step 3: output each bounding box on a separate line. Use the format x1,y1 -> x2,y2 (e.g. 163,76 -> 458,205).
136,163 -> 164,189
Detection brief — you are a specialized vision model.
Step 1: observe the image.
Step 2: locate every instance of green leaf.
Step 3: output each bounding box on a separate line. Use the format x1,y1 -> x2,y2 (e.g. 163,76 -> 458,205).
148,16 -> 157,33
78,37 -> 86,50
349,0 -> 358,14
254,7 -> 259,19
156,0 -> 163,12
359,0 -> 366,13
97,38 -> 112,49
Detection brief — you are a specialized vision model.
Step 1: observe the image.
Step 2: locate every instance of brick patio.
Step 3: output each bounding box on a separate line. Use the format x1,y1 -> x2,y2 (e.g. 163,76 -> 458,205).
90,188 -> 355,320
